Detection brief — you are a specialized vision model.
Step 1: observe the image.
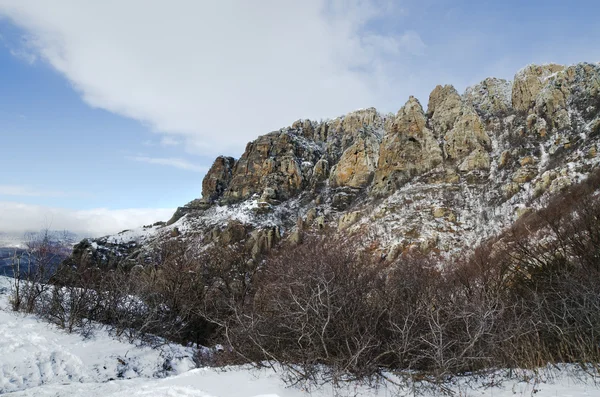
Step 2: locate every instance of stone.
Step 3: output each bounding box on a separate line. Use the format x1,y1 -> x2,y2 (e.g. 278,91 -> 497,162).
444,169 -> 461,183
259,187 -> 277,203
531,64 -> 600,131
201,156 -> 236,202
328,107 -> 382,137
458,148 -> 491,172
512,63 -> 565,113
312,159 -> 330,183
502,182 -> 521,199
332,191 -> 355,210
224,131 -> 320,201
464,77 -> 513,115
292,119 -> 315,139
329,129 -> 379,188
512,167 -> 537,184
519,156 -> 536,166
432,207 -> 447,218
338,211 -> 361,231
444,106 -> 491,164
498,150 -> 512,169
534,170 -> 557,195
372,97 -> 443,194
315,216 -> 326,230
305,208 -> 317,224
428,85 -> 462,136
289,229 -> 303,245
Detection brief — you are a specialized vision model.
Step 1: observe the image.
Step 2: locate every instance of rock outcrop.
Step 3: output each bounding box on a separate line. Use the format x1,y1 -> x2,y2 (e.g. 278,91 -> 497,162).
330,128 -> 379,188
428,85 -> 462,136
202,156 -> 236,203
512,64 -> 565,113
71,62 -> 600,269
222,132 -> 321,202
464,77 -> 512,115
373,97 -> 442,194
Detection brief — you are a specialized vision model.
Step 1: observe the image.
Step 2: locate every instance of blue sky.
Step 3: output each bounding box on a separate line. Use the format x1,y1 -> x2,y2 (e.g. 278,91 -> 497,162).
0,0 -> 598,236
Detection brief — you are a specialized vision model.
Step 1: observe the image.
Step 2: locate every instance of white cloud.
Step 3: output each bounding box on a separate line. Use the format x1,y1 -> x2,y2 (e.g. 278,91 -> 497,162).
160,137 -> 181,147
9,47 -> 36,64
0,201 -> 174,237
398,31 -> 427,56
128,156 -> 207,173
0,0 -> 414,157
0,185 -> 73,198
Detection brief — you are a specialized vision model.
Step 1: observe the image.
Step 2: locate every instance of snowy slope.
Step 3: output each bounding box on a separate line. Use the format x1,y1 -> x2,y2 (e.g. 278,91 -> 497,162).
0,276 -> 197,394
1,276 -> 599,396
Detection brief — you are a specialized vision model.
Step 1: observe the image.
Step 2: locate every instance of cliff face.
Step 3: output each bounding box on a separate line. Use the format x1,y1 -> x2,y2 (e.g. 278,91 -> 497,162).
71,62 -> 600,267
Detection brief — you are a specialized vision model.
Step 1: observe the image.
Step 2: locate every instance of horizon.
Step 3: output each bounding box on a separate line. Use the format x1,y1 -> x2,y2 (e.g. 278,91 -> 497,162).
1,0 -> 599,238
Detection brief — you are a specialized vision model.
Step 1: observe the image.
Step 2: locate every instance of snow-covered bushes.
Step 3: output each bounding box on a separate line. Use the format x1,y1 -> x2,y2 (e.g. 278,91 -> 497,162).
9,229 -> 72,313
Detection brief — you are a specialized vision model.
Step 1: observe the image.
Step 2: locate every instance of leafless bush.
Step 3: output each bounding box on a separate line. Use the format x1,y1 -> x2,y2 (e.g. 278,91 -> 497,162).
17,170 -> 600,391
213,170 -> 600,386
211,235 -> 389,384
10,229 -> 72,313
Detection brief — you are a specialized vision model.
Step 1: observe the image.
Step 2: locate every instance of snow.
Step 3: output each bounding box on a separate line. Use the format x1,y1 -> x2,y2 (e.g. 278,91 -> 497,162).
0,277 -> 196,395
104,225 -> 162,245
1,276 -> 599,396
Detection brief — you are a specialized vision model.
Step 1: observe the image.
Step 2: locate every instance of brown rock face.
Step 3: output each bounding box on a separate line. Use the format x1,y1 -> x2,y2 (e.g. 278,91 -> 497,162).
330,129 -> 379,188
373,97 -> 443,194
443,106 -> 491,169
201,156 -> 236,202
512,64 -> 565,113
428,85 -> 462,137
292,119 -> 316,139
224,131 -> 321,202
533,63 -> 600,130
426,84 -> 492,171
328,107 -> 382,137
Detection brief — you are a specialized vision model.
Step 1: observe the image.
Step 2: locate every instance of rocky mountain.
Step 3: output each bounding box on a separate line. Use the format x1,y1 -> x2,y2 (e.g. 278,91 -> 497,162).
70,62 -> 600,268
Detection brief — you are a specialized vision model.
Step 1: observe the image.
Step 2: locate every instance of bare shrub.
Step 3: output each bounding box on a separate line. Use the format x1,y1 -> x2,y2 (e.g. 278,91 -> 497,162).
211,235 -> 389,383
10,229 -> 72,313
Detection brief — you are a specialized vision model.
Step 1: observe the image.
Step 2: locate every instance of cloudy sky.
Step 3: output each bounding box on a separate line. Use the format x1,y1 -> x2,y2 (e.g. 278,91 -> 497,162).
0,0 -> 599,237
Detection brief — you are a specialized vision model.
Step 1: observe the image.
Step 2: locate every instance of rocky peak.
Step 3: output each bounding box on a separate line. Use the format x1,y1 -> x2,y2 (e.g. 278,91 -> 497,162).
427,85 -> 462,137
222,131 -> 321,203
512,63 -> 565,113
201,156 -> 236,203
328,107 -> 385,136
329,127 -> 380,189
372,97 -> 442,194
75,61 -> 600,270
443,105 -> 491,170
464,77 -> 513,115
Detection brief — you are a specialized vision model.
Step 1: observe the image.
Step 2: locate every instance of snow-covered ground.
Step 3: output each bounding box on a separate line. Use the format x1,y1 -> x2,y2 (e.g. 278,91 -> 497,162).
1,276 -> 599,397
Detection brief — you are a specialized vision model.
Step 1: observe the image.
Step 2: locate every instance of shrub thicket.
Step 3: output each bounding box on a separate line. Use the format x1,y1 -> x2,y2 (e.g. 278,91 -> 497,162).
11,170 -> 600,388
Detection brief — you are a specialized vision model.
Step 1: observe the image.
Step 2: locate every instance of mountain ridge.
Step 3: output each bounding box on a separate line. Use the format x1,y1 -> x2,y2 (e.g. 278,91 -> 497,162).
69,61 -> 600,268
